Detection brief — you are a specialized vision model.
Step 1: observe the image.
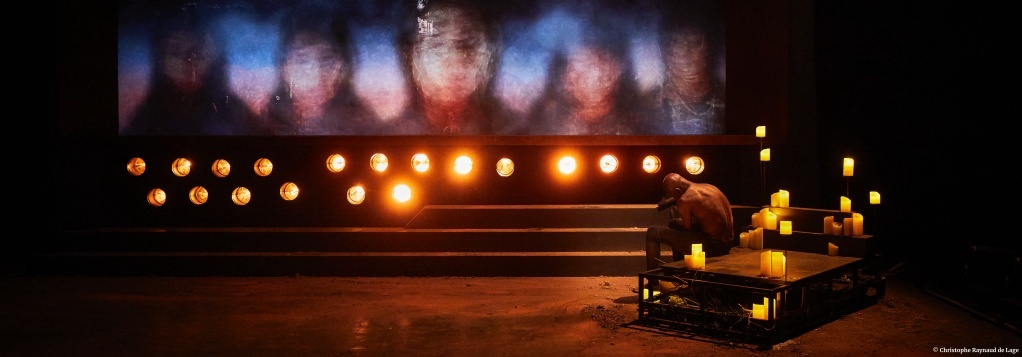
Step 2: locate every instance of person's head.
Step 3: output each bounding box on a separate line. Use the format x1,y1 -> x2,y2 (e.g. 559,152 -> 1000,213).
278,5 -> 353,117
409,0 -> 497,110
662,172 -> 692,199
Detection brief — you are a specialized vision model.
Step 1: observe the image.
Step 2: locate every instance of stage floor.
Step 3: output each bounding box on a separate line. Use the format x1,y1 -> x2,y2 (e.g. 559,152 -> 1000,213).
0,274 -> 1018,355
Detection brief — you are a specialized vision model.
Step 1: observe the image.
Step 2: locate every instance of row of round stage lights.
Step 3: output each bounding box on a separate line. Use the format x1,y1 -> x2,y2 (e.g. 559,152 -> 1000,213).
126,153 -> 707,207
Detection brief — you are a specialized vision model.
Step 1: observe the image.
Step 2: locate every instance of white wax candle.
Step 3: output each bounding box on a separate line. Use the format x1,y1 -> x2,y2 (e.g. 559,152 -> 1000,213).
756,126 -> 766,138
843,157 -> 854,177
740,232 -> 749,248
870,191 -> 881,205
843,217 -> 853,236
780,220 -> 792,235
840,196 -> 851,213
852,213 -> 864,236
760,148 -> 770,162
828,242 -> 839,256
779,190 -> 789,207
823,216 -> 834,234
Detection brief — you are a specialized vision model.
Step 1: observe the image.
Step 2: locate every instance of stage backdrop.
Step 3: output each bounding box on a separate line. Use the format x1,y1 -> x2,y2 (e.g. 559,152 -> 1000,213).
118,0 -> 726,136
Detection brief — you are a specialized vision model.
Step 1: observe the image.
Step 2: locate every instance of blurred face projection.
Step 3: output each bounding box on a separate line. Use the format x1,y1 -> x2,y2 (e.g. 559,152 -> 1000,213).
562,46 -> 623,122
161,29 -> 213,94
283,31 -> 347,119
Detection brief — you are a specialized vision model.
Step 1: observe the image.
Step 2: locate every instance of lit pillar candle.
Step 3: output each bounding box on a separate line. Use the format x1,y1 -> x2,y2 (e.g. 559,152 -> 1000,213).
754,228 -> 764,249
778,190 -> 789,208
840,196 -> 851,213
752,303 -> 766,320
823,216 -> 834,234
751,212 -> 760,228
843,157 -> 854,177
870,191 -> 881,205
695,252 -> 705,269
740,232 -> 749,248
780,221 -> 792,235
843,217 -> 853,236
691,244 -> 702,256
771,251 -> 786,278
828,242 -> 839,256
760,251 -> 772,276
831,222 -> 843,236
852,212 -> 864,236
765,210 -> 778,230
770,192 -> 779,207
756,126 -> 766,138
760,148 -> 770,162
684,254 -> 694,269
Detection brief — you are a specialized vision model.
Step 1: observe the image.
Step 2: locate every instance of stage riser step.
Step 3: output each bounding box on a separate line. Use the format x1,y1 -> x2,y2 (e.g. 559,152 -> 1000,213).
405,205 -> 676,229
22,255 -> 646,277
41,229 -> 648,253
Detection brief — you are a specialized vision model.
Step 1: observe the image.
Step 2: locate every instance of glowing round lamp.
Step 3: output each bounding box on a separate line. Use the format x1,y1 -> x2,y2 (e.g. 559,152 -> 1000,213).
393,184 -> 411,203
454,156 -> 473,175
412,153 -> 430,172
171,158 -> 192,177
188,186 -> 208,205
253,158 -> 273,177
212,159 -> 231,177
557,156 -> 576,174
147,188 -> 166,207
642,155 -> 661,174
496,158 -> 514,177
685,156 -> 705,175
370,153 -> 389,172
231,187 -> 252,205
126,157 -> 146,176
347,186 -> 366,205
599,155 -> 618,173
326,154 -> 346,173
279,182 -> 299,201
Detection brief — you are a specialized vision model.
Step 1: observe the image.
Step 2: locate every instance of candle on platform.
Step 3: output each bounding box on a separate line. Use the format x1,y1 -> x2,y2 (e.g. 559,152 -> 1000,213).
843,217 -> 853,236
754,228 -> 764,249
692,244 -> 702,256
760,148 -> 770,162
852,213 -> 864,236
870,191 -> 881,205
752,303 -> 766,320
760,251 -> 772,276
751,212 -> 760,228
764,210 -> 778,230
771,251 -> 786,278
843,157 -> 854,177
740,232 -> 749,248
780,220 -> 792,235
840,196 -> 851,213
778,190 -> 790,207
831,222 -> 843,236
684,254 -> 694,269
694,251 -> 706,269
770,192 -> 779,207
823,216 -> 834,234
828,242 -> 840,256
756,126 -> 766,138
765,297 -> 774,319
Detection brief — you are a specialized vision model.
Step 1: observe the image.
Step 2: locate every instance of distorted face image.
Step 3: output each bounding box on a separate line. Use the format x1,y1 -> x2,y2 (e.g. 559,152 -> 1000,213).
664,30 -> 711,101
411,4 -> 494,108
282,31 -> 348,117
561,46 -> 623,121
160,29 -> 213,94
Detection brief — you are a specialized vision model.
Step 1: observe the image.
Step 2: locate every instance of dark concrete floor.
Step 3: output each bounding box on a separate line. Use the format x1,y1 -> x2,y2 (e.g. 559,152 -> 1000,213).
1,273 -> 1019,356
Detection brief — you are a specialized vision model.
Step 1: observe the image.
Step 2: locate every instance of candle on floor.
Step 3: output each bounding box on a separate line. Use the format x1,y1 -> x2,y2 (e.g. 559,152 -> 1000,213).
828,242 -> 839,256
840,196 -> 851,213
823,216 -> 834,234
780,221 -> 792,235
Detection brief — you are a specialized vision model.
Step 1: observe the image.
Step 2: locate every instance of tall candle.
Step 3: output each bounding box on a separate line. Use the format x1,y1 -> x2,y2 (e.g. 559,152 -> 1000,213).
823,216 -> 834,234
780,221 -> 792,235
828,242 -> 839,256
831,222 -> 843,236
756,126 -> 766,138
760,251 -> 772,276
764,210 -> 778,230
760,148 -> 770,162
755,228 -> 764,249
695,252 -> 706,269
684,254 -> 694,269
843,217 -> 853,236
691,244 -> 702,256
852,213 -> 864,236
740,232 -> 749,248
771,251 -> 786,278
751,212 -> 760,228
778,190 -> 789,207
870,191 -> 881,205
840,196 -> 851,213
770,192 -> 779,207
843,157 -> 854,177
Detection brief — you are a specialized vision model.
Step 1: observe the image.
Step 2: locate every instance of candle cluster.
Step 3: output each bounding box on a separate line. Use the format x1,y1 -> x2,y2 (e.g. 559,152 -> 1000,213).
759,250 -> 786,278
822,214 -> 863,236
739,227 -> 765,249
751,297 -> 774,320
683,244 -> 706,270
770,189 -> 790,208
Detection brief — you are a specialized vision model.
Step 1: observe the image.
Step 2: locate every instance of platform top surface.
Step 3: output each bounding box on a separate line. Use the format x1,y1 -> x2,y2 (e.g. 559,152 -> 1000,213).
661,247 -> 861,283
